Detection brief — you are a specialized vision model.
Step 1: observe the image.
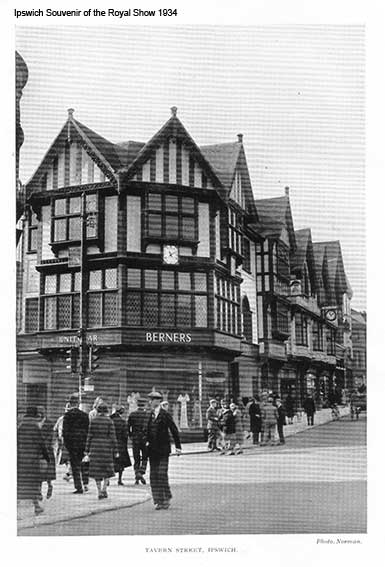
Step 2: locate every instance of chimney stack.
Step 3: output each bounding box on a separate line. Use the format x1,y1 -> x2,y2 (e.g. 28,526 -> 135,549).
237,133 -> 243,143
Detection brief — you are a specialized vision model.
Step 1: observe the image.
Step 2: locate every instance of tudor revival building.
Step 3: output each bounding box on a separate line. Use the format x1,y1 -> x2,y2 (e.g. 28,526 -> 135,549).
16,107 -> 353,423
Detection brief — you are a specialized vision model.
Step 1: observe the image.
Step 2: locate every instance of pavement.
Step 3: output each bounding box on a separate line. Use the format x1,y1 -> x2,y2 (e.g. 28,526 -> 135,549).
17,405 -> 354,532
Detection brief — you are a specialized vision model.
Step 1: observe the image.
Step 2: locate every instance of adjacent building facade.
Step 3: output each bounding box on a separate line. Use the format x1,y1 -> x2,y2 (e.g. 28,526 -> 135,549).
16,107 -> 356,427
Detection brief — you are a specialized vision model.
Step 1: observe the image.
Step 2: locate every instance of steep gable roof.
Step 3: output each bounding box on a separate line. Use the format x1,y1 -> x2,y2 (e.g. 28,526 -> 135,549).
121,108 -> 223,192
252,194 -> 296,250
313,240 -> 352,301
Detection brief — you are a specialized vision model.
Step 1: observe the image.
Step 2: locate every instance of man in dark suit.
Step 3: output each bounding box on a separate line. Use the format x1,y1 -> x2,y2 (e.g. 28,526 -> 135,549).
275,397 -> 287,444
62,393 -> 90,494
145,391 -> 181,510
127,398 -> 149,485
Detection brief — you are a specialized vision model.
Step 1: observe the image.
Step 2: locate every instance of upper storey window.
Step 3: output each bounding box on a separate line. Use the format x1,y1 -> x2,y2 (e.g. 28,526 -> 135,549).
27,210 -> 38,253
228,208 -> 243,256
145,192 -> 197,242
51,194 -> 98,243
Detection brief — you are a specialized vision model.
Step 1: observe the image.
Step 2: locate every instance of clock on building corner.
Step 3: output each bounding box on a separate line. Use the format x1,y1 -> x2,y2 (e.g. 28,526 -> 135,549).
163,245 -> 179,265
325,309 -> 337,322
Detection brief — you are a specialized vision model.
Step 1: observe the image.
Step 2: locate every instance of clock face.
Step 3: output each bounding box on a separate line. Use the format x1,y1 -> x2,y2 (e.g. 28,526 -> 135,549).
325,310 -> 337,322
163,245 -> 179,265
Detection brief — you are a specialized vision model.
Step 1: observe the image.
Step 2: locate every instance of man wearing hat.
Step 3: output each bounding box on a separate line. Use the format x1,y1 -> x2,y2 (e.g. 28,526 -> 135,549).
62,393 -> 90,494
127,397 -> 150,485
206,399 -> 220,451
145,391 -> 182,510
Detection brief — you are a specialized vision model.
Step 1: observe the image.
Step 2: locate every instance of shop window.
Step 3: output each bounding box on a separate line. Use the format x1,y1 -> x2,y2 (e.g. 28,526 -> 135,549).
25,298 -> 39,333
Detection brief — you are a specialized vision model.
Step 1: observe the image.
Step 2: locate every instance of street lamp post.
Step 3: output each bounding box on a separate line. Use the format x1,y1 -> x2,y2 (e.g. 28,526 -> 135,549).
78,191 -> 88,404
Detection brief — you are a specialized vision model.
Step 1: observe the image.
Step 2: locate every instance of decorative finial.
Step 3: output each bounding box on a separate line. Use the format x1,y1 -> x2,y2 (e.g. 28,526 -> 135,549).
67,108 -> 75,117
171,106 -> 177,117
237,133 -> 243,143
285,186 -> 290,196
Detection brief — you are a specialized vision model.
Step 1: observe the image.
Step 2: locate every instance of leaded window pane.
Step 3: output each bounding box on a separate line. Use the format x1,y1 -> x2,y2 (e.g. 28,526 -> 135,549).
127,269 -> 141,288
69,197 -> 81,213
145,270 -> 158,289
181,197 -> 194,214
73,272 -> 80,292
104,292 -> 118,326
105,268 -> 117,289
54,219 -> 67,241
178,272 -> 191,291
161,271 -> 175,290
89,270 -> 102,290
194,296 -> 207,327
148,193 -> 162,210
194,273 -> 207,292
88,293 -> 102,327
126,292 -> 141,326
55,199 -> 66,215
29,228 -> 38,251
160,293 -> 175,326
68,216 -> 81,240
148,214 -> 162,236
165,195 -> 178,212
44,297 -> 57,330
165,215 -> 178,238
143,293 -> 158,326
182,217 -> 195,240
86,194 -> 97,212
59,273 -> 71,293
72,294 -> 80,329
177,295 -> 191,327
45,275 -> 57,294
25,298 -> 39,333
57,295 -> 72,329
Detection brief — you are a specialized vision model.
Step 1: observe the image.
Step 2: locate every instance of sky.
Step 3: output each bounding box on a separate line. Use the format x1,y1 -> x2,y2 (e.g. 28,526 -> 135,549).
15,25 -> 366,309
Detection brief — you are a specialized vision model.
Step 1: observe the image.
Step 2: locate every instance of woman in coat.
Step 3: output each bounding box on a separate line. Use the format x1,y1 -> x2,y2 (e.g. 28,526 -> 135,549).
85,403 -> 118,499
230,403 -> 244,454
37,406 -> 56,499
248,396 -> 262,444
110,406 -> 131,485
17,406 -> 50,515
219,401 -> 236,455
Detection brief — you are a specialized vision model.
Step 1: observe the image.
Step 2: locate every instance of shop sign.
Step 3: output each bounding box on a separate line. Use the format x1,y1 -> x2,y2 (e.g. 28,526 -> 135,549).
205,371 -> 225,384
145,332 -> 192,343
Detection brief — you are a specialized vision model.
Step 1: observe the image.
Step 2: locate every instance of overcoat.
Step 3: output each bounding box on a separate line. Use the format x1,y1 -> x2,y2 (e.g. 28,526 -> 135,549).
85,415 -> 118,480
232,408 -> 244,445
40,419 -> 56,481
220,409 -> 236,435
248,401 -> 262,432
146,408 -> 181,456
110,412 -> 132,470
63,407 -> 89,455
17,416 -> 49,500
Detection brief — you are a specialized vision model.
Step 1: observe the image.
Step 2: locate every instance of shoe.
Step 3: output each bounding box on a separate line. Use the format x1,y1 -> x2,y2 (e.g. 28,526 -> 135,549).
139,476 -> 146,485
162,500 -> 170,509
227,451 -> 235,455
102,490 -> 108,498
155,503 -> 163,510
34,505 -> 44,515
235,450 -> 243,455
63,474 -> 70,482
98,494 -> 104,500
118,481 -> 124,486
46,485 -> 53,499
84,485 -> 89,493
73,489 -> 83,494
135,479 -> 140,485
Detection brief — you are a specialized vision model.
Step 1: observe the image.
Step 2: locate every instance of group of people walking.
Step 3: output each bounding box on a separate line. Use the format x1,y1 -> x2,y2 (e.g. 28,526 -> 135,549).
17,390 -> 182,515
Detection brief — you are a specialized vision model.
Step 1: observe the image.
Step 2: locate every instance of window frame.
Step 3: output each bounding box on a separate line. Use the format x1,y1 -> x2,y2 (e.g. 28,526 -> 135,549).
51,193 -> 99,245
145,191 -> 198,244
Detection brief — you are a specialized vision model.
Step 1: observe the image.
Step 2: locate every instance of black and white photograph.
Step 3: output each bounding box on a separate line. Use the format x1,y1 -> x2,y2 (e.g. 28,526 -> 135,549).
4,0 -> 382,558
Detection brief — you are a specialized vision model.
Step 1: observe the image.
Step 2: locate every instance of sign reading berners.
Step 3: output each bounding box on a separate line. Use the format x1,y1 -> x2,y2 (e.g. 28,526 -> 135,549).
145,332 -> 192,343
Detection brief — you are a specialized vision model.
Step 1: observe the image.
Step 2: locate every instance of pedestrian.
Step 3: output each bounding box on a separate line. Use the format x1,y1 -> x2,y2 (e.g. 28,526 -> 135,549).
17,406 -> 50,516
110,406 -> 132,485
230,402 -> 244,454
84,402 -> 118,499
261,397 -> 278,445
219,400 -> 236,455
275,398 -> 286,444
206,399 -> 220,451
89,396 -> 104,421
62,392 -> 90,494
128,397 -> 150,485
145,391 -> 182,510
285,393 -> 295,424
53,403 -> 72,481
248,396 -> 262,444
37,406 -> 56,499
303,394 -> 316,426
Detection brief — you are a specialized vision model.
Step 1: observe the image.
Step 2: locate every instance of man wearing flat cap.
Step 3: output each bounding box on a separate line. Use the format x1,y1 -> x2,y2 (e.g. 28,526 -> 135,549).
62,393 -> 90,494
145,391 -> 182,510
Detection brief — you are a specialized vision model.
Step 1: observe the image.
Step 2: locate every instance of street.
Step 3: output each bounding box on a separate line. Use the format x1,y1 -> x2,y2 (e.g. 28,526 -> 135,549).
19,416 -> 366,536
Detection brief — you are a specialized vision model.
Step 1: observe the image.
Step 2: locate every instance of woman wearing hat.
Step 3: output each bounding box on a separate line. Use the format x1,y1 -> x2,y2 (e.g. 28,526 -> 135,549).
85,403 -> 118,499
110,406 -> 131,485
